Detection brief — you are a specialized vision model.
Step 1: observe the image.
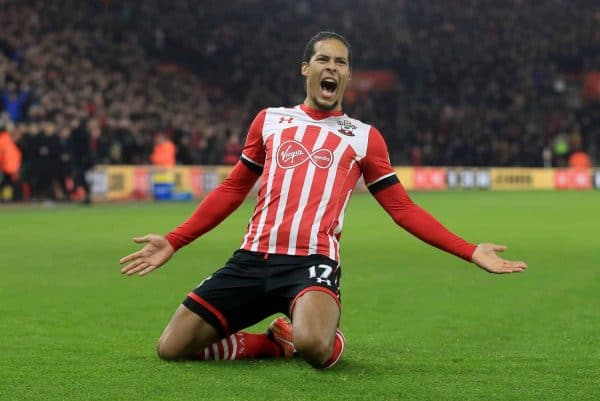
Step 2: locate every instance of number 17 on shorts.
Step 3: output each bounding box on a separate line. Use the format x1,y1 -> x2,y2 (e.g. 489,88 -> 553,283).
308,264 -> 338,287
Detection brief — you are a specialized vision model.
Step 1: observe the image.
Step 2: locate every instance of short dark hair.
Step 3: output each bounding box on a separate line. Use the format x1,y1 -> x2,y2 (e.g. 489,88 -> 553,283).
302,31 -> 351,65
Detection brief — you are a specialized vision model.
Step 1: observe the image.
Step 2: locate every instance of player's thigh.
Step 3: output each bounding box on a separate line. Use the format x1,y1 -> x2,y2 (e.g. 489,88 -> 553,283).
291,290 -> 340,356
292,290 -> 340,338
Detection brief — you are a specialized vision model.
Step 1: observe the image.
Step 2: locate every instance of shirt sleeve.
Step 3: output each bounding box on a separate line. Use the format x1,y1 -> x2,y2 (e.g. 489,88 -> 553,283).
240,109 -> 267,174
361,127 -> 400,194
362,127 -> 476,262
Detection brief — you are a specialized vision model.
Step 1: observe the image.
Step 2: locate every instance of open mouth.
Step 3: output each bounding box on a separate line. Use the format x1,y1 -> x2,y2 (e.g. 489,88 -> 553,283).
320,78 -> 338,98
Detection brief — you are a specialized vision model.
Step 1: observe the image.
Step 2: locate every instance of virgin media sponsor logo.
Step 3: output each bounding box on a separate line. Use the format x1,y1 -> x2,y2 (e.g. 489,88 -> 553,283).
276,140 -> 334,169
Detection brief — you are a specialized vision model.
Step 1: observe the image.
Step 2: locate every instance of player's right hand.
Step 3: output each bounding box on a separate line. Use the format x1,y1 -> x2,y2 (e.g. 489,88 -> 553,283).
119,234 -> 174,276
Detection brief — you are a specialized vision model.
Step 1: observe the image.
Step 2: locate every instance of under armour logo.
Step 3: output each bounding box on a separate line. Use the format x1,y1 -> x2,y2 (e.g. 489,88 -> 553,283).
279,117 -> 294,124
276,140 -> 334,169
315,277 -> 332,286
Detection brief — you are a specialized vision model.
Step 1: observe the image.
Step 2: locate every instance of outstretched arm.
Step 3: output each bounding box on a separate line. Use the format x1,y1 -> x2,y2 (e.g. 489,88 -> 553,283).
372,183 -> 527,274
119,110 -> 267,276
119,161 -> 259,276
362,126 -> 526,274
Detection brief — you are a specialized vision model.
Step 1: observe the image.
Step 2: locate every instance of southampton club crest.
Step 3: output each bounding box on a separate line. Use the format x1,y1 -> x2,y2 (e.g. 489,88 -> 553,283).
337,119 -> 357,136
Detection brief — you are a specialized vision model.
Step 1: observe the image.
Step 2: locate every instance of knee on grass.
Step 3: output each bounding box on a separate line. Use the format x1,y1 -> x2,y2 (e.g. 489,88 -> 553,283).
293,334 -> 334,368
156,338 -> 186,361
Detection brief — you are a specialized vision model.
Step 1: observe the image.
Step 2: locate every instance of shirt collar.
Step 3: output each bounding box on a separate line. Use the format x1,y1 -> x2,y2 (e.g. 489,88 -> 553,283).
299,104 -> 344,120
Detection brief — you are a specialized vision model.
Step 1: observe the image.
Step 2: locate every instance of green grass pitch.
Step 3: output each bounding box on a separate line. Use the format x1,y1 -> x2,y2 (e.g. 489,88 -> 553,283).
1,191 -> 599,400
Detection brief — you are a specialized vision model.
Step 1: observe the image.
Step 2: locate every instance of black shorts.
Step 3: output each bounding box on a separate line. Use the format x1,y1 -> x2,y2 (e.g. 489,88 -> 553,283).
183,249 -> 341,337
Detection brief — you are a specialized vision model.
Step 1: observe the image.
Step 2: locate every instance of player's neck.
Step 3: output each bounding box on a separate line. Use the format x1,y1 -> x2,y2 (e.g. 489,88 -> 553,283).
300,103 -> 344,120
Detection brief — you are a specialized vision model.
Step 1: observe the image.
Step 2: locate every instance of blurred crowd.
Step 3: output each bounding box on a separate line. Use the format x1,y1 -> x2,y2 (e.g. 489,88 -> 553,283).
0,0 -> 599,201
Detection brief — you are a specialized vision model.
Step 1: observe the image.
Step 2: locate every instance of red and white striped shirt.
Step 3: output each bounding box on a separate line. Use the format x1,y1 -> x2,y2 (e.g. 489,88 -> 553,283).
239,104 -> 395,261
166,104 -> 476,263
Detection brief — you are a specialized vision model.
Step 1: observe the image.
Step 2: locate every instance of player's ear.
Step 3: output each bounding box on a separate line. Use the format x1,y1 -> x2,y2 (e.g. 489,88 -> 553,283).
301,62 -> 309,77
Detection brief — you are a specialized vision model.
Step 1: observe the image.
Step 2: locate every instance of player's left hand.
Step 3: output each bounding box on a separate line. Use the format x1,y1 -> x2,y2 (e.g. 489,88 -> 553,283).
471,243 -> 528,274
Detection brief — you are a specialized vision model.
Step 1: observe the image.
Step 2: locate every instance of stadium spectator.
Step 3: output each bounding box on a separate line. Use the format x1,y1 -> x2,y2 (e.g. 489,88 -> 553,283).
0,123 -> 21,201
1,81 -> 28,122
150,132 -> 176,167
119,32 -> 527,369
34,120 -> 64,201
568,135 -> 592,169
222,132 -> 242,165
569,150 -> 592,169
65,116 -> 94,203
552,134 -> 571,167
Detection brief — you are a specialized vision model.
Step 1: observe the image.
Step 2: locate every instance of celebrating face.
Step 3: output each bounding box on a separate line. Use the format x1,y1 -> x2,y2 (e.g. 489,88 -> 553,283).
302,38 -> 351,111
